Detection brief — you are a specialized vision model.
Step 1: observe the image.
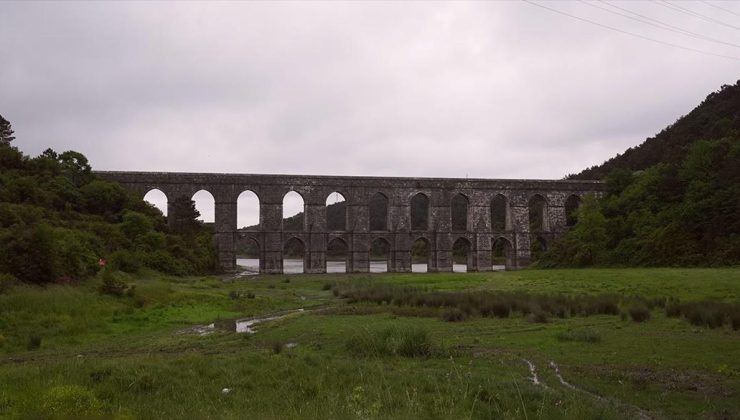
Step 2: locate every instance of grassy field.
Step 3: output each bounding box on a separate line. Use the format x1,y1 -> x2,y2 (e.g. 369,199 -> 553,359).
1,268 -> 739,419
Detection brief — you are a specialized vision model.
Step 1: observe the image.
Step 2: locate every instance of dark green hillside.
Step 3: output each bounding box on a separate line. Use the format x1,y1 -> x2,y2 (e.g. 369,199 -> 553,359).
571,81 -> 740,180
544,83 -> 740,267
0,115 -> 216,286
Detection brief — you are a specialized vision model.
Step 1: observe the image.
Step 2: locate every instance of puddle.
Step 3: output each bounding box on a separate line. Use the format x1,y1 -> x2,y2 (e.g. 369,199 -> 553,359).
182,308 -> 305,336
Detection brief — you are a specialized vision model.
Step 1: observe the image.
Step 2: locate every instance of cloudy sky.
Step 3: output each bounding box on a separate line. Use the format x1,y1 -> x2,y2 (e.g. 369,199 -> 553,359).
2,1 -> 739,223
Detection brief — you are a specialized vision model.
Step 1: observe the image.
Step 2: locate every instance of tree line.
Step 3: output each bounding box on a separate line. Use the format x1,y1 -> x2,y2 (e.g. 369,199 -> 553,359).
543,82 -> 740,267
0,115 -> 216,285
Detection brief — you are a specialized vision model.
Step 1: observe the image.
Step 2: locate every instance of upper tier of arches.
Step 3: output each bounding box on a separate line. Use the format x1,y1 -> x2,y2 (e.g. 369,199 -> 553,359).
141,186 -> 587,233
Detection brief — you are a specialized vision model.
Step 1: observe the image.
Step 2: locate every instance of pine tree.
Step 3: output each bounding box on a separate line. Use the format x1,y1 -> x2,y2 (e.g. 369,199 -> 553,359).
170,196 -> 202,234
0,114 -> 15,145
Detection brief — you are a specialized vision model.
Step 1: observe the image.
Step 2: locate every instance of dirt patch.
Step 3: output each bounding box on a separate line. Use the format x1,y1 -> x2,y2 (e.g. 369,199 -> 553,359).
571,365 -> 734,398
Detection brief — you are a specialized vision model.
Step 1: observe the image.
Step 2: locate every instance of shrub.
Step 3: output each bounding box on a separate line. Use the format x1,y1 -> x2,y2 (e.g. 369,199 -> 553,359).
346,326 -> 432,358
246,291 -> 255,299
99,271 -> 128,297
527,311 -> 549,323
228,290 -> 240,300
731,312 -> 740,331
27,334 -> 42,350
143,250 -> 190,276
119,210 -> 154,240
397,327 -> 432,358
665,301 -> 740,329
557,328 -> 602,343
490,302 -> 511,318
109,250 -> 142,273
41,385 -> 103,417
0,273 -> 16,294
441,307 -> 466,322
629,304 -> 651,323
321,283 -> 333,291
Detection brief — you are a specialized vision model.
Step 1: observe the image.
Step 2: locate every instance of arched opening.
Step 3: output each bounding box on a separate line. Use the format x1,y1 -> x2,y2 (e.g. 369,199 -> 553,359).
491,194 -> 509,231
235,236 -> 260,275
452,237 -> 472,272
565,195 -> 581,227
369,192 -> 388,231
143,189 -> 168,216
451,194 -> 469,231
237,190 -> 260,229
410,193 -> 429,231
528,194 -> 549,232
411,237 -> 431,273
283,237 -> 306,274
530,236 -> 547,262
327,237 -> 348,273
326,192 -> 347,231
192,190 -> 215,224
369,238 -> 391,273
283,191 -> 305,231
492,237 -> 513,271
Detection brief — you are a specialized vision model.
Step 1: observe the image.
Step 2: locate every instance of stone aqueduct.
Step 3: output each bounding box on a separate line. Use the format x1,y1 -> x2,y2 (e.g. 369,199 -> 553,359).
95,172 -> 603,273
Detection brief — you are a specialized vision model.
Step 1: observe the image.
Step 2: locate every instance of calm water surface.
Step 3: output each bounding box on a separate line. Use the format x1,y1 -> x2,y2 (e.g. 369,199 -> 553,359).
237,258 -> 504,274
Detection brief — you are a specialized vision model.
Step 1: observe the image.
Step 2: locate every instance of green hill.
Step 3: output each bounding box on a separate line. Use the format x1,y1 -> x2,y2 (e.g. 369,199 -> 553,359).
570,82 -> 740,180
0,115 -> 216,286
544,82 -> 740,267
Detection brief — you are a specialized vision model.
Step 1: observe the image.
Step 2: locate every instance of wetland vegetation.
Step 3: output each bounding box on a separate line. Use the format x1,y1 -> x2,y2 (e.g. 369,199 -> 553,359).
1,268 -> 739,419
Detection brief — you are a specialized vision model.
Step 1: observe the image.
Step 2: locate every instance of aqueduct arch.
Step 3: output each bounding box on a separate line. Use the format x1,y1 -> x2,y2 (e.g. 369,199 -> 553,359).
97,171 -> 603,273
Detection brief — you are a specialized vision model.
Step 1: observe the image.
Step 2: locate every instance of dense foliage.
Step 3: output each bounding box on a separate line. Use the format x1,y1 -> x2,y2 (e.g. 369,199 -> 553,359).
0,116 -> 216,284
544,83 -> 740,267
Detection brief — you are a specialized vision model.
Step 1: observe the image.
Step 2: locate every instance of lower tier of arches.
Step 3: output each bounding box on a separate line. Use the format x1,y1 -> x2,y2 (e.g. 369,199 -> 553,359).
226,231 -> 558,274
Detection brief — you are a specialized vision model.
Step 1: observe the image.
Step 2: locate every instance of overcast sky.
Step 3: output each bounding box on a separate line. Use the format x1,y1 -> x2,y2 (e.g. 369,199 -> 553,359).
2,1 -> 739,223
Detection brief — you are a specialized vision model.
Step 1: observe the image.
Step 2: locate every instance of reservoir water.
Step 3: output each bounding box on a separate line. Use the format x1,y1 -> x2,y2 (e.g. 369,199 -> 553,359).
237,258 -> 504,274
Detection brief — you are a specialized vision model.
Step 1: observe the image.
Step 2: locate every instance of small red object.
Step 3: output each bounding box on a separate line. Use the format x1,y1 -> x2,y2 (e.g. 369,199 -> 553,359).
98,258 -> 107,267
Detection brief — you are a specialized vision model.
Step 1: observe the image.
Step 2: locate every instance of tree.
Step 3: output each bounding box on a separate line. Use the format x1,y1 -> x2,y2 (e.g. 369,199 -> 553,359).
169,196 -> 202,234
0,114 -> 15,145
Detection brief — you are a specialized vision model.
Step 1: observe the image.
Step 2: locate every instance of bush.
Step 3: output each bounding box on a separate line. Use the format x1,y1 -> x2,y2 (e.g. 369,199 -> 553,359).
629,305 -> 651,323
731,312 -> 740,331
441,307 -> 466,322
557,328 -> 602,343
109,250 -> 142,273
346,326 -> 432,358
27,334 -> 42,350
0,273 -> 16,294
397,327 -> 432,357
143,250 -> 190,276
41,385 -> 103,417
99,271 -> 128,297
527,311 -> 549,323
665,301 -> 740,329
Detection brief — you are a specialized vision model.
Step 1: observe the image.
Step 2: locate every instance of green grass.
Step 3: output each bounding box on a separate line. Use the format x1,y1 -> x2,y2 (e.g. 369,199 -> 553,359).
1,268 -> 739,419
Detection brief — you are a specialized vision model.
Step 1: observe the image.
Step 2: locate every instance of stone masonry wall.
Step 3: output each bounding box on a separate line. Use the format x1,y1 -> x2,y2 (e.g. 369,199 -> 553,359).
95,171 -> 604,273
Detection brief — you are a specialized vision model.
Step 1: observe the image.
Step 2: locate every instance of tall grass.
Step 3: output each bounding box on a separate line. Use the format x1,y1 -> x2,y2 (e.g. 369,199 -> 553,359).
333,284 -> 622,321
556,328 -> 602,343
345,326 -> 433,358
666,301 -> 740,330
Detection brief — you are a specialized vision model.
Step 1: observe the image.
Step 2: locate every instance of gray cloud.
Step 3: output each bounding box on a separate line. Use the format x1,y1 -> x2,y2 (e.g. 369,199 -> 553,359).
2,1 -> 739,222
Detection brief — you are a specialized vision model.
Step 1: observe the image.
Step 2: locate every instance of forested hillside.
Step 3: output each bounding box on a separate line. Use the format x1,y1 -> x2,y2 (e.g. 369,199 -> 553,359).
571,82 -> 740,180
543,82 -> 740,267
0,115 -> 216,286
